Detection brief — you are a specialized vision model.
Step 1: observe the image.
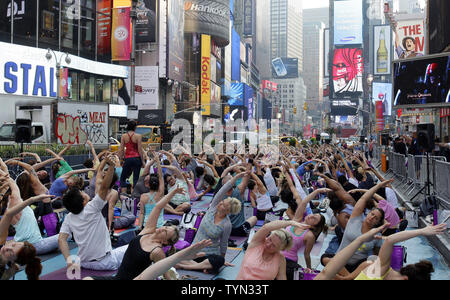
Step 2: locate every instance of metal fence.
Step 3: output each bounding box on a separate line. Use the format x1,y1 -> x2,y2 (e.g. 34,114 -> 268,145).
371,145 -> 450,208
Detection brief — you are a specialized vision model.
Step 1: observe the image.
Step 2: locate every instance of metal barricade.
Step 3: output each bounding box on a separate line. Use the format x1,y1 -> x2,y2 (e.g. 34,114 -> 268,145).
391,152 -> 407,183
434,160 -> 450,207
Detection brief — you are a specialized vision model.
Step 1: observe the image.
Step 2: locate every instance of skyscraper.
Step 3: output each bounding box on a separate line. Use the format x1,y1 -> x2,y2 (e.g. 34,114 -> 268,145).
270,0 -> 303,74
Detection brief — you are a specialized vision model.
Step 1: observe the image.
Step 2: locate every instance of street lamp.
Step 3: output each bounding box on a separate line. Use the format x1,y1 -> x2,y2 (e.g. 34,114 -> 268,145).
45,48 -> 71,100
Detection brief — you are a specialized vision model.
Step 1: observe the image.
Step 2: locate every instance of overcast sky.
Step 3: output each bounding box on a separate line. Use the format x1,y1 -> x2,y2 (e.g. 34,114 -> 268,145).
303,0 -> 329,9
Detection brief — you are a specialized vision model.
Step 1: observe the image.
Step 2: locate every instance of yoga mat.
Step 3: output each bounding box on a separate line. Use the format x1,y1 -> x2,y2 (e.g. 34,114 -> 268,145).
225,249 -> 242,263
40,267 -> 116,280
228,236 -> 248,247
176,269 -> 216,281
38,241 -> 77,263
164,214 -> 182,221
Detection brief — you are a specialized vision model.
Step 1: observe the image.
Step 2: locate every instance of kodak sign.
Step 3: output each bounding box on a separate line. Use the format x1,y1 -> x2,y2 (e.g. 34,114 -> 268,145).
201,34 -> 211,116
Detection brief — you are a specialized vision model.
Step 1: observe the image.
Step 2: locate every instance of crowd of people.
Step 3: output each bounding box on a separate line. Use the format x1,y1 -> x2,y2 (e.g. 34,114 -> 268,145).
0,121 -> 447,281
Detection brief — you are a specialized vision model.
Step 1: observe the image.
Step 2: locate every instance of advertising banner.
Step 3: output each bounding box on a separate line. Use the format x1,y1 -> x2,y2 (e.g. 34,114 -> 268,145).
59,68 -> 69,98
393,54 -> 450,107
231,28 -> 241,82
330,99 -> 358,116
272,58 -> 299,79
167,0 -> 185,82
324,28 -> 330,78
376,100 -> 384,132
394,19 -> 426,60
56,102 -> 109,146
243,0 -> 253,36
135,0 -> 157,43
97,0 -> 112,56
210,82 -> 222,116
135,66 -> 159,110
332,48 -> 364,95
138,109 -> 164,125
372,82 -> 392,116
228,83 -> 244,106
184,0 -> 230,47
245,84 -> 254,120
111,7 -> 131,61
374,25 -> 391,75
201,34 -> 211,116
334,0 -> 363,45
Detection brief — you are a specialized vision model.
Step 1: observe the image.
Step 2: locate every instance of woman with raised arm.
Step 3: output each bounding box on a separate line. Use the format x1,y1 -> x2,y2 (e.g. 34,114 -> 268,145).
236,219 -> 309,280
46,145 -> 73,180
321,180 -> 392,274
248,172 -> 273,220
0,188 -> 53,280
176,172 -> 247,274
162,165 -> 191,216
139,151 -> 166,230
282,169 -> 331,279
0,169 -> 60,256
85,185 -> 185,280
118,120 -> 145,194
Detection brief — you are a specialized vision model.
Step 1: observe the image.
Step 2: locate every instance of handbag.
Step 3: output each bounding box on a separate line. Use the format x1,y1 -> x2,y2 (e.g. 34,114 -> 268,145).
405,210 -> 419,228
264,211 -> 282,223
180,212 -> 205,244
42,213 -> 60,237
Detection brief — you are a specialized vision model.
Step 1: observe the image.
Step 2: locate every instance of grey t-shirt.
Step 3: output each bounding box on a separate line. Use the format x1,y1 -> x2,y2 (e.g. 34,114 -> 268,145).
131,176 -> 150,199
336,215 -> 383,265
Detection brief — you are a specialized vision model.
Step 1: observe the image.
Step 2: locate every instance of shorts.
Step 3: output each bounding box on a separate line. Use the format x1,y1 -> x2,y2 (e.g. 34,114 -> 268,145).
194,255 -> 225,273
231,222 -> 252,237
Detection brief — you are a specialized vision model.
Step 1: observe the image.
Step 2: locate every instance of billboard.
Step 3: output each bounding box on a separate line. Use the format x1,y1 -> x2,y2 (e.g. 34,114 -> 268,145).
97,0 -> 112,56
330,99 -> 358,116
167,0 -> 185,82
324,28 -> 330,78
135,0 -> 157,43
332,48 -> 363,95
111,7 -> 131,61
135,66 -> 159,110
201,35 -> 211,116
184,0 -> 231,47
138,109 -> 164,125
245,85 -> 254,120
429,0 -> 450,54
394,19 -> 425,60
231,28 -> 241,81
393,54 -> 450,107
211,82 -> 222,116
228,83 -> 244,106
374,25 -> 392,75
243,0 -> 253,36
334,0 -> 363,45
372,82 -> 392,116
272,58 -> 299,79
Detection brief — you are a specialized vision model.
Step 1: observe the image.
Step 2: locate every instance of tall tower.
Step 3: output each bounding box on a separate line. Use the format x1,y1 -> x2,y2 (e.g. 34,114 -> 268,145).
270,0 -> 303,74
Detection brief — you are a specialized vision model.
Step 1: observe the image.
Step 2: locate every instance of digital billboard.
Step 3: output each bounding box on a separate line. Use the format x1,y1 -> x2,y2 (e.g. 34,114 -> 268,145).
330,99 -> 359,116
374,25 -> 391,75
372,82 -> 392,116
231,28 -> 241,82
167,0 -> 185,82
332,48 -> 364,95
334,0 -> 363,45
393,54 -> 450,107
135,0 -> 157,43
394,19 -> 425,60
271,57 -> 299,79
228,83 -> 244,106
324,28 -> 330,78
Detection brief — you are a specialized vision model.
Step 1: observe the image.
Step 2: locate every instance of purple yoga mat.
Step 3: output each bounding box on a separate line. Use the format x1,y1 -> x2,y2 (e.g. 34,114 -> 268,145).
163,214 -> 182,221
229,236 -> 248,246
40,267 -> 116,280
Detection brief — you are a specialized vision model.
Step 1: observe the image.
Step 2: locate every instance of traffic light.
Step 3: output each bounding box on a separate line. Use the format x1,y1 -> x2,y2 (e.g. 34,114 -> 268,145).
304,102 -> 308,111
173,104 -> 177,113
294,107 -> 297,114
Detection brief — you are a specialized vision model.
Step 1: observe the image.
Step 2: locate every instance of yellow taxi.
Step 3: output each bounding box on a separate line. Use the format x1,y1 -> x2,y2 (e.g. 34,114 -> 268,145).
136,125 -> 161,146
280,136 -> 299,147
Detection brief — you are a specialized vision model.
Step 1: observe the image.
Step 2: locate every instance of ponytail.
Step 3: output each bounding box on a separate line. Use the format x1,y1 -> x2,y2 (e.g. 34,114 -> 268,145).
16,242 -> 42,280
400,260 -> 434,280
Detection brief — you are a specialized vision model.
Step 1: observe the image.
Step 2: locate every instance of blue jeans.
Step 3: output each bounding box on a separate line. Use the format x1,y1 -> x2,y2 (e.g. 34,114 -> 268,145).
120,157 -> 142,189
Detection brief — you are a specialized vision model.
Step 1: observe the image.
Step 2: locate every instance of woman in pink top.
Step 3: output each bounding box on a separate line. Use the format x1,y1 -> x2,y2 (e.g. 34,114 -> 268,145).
281,184 -> 332,280
118,121 -> 144,194
236,220 -> 310,280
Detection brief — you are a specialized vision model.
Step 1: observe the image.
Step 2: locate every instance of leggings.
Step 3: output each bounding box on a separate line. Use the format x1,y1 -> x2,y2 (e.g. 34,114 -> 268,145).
120,157 -> 142,189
